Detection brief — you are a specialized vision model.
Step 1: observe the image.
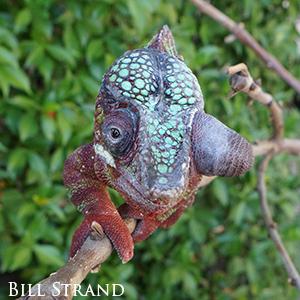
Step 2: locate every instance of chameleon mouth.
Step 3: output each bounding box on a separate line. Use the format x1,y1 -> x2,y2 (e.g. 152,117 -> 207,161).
145,186 -> 185,208
144,173 -> 188,208
114,164 -> 187,213
149,187 -> 181,199
147,174 -> 186,199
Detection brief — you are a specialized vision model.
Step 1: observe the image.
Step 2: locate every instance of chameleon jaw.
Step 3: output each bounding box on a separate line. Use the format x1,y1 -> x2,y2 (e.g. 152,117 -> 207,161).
110,162 -> 188,214
149,187 -> 180,199
146,170 -> 187,201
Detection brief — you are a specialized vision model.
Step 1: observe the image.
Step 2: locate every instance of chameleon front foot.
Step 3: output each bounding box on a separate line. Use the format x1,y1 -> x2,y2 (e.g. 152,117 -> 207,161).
118,203 -> 160,243
69,212 -> 134,263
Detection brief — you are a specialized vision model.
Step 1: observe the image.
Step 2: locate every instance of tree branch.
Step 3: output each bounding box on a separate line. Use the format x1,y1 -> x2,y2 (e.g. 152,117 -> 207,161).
226,63 -> 300,157
189,0 -> 300,95
252,138 -> 300,157
17,218 -> 137,300
227,63 -> 284,138
257,152 -> 300,290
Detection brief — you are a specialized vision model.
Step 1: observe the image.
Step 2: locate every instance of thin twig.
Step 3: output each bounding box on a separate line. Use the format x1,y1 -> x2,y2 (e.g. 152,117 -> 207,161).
257,152 -> 300,290
226,61 -> 300,291
225,63 -> 300,155
227,63 -> 284,138
189,0 -> 300,95
252,138 -> 300,157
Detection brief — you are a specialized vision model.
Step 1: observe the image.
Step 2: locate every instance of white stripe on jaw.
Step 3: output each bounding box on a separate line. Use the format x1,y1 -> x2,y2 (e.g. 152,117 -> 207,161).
94,143 -> 116,168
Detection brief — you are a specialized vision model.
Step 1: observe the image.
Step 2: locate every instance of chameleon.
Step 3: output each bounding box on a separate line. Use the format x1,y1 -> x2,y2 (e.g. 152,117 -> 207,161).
63,25 -> 254,263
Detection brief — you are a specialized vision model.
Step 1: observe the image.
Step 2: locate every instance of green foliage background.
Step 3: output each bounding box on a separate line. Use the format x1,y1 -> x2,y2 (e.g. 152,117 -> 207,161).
1,0 -> 300,299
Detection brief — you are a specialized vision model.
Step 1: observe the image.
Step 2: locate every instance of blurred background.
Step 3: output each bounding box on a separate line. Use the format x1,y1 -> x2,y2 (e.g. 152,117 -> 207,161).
0,0 -> 300,299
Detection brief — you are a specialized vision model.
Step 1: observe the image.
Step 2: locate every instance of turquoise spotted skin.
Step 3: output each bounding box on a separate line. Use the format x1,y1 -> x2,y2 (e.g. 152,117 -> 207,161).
101,48 -> 204,200
108,49 -> 203,110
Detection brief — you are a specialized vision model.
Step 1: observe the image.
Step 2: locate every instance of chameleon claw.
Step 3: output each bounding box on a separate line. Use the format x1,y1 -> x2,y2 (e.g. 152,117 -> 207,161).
91,221 -> 105,237
91,264 -> 101,273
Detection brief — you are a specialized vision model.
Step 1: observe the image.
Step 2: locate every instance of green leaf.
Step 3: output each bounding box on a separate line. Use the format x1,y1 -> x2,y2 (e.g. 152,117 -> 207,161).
57,111 -> 72,145
285,227 -> 300,240
0,141 -> 8,152
0,46 -> 18,67
88,61 -> 105,81
212,178 -> 229,206
8,95 -> 39,111
9,245 -> 32,271
127,0 -> 148,33
280,202 -> 295,220
46,44 -> 76,67
75,22 -> 89,47
196,45 -> 219,66
50,147 -> 64,173
189,219 -> 206,244
14,8 -> 32,33
1,244 -> 32,272
78,74 -> 100,96
120,283 -> 138,300
8,148 -> 28,176
34,245 -> 65,267
259,0 -> 273,7
27,152 -> 47,177
0,27 -> 19,49
0,65 -> 31,94
86,39 -> 104,62
19,113 -> 39,141
38,56 -> 54,83
46,202 -> 66,222
41,114 -> 56,141
25,45 -> 45,67
0,206 -> 4,231
63,25 -> 81,53
26,213 -> 49,241
230,201 -> 247,225
0,72 -> 10,97
246,259 -> 258,283
32,17 -> 53,38
183,272 -> 197,294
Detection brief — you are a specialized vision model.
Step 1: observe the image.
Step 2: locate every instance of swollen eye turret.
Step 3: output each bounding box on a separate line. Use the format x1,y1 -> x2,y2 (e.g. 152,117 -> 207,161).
102,109 -> 136,158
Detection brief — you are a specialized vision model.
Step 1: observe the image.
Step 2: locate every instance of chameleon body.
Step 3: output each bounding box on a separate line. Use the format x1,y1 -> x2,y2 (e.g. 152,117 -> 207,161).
63,26 -> 254,262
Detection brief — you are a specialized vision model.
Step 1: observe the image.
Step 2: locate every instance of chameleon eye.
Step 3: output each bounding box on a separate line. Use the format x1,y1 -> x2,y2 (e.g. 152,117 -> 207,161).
102,109 -> 137,158
110,128 -> 120,139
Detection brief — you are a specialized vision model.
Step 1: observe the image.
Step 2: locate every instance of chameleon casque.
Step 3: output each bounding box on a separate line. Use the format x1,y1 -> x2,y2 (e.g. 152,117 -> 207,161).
63,25 -> 254,263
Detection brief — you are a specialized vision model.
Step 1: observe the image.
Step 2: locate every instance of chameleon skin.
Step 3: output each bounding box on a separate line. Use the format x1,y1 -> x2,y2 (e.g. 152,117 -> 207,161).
63,25 -> 254,262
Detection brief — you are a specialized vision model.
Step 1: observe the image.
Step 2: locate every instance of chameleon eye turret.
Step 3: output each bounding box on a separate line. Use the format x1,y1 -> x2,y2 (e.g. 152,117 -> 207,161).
63,25 -> 254,262
101,109 -> 137,158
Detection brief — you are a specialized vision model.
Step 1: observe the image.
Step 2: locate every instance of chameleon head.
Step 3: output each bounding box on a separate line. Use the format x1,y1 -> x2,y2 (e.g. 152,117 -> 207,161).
93,26 -> 204,213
